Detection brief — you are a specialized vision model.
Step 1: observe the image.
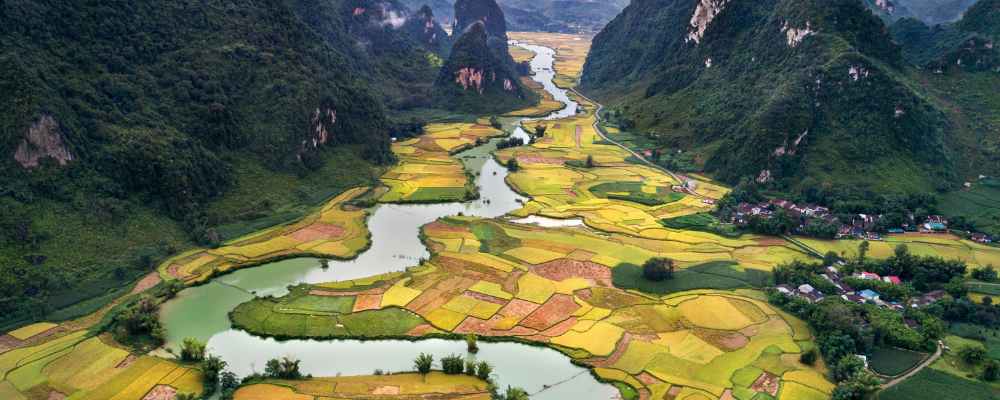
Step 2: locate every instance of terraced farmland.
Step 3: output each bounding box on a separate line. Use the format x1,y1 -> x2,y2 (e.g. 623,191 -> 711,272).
231,217 -> 830,399
380,122 -> 505,203
233,373 -> 491,400
159,187 -> 374,283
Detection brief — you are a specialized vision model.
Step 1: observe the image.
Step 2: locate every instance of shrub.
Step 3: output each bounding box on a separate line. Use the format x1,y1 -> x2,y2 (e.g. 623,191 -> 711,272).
414,353 -> 433,374
180,338 -> 206,362
959,345 -> 987,365
264,356 -> 303,379
466,333 -> 479,353
475,360 -> 493,381
441,354 -> 465,374
465,360 -> 476,375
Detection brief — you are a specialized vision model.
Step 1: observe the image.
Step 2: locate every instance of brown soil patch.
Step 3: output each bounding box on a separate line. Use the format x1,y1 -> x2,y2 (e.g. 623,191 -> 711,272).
407,324 -> 439,336
540,317 -> 578,337
720,389 -> 735,400
463,291 -> 508,305
130,272 -> 162,295
739,324 -> 760,337
141,385 -> 176,400
518,155 -> 565,165
47,391 -> 67,400
496,299 -> 541,321
166,264 -> 184,279
667,386 -> 683,398
574,126 -> 582,148
116,354 -> 137,369
693,329 -> 749,351
756,237 -> 786,246
532,259 -> 612,286
353,294 -> 383,312
750,372 -> 780,397
636,372 -> 665,386
455,317 -> 495,336
0,335 -> 23,353
409,289 -> 452,315
519,294 -> 580,331
424,221 -> 470,234
290,223 -> 345,242
502,270 -> 525,295
372,385 -> 400,395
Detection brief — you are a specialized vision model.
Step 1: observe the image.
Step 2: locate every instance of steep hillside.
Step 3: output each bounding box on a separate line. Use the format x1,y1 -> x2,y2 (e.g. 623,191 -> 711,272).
400,0 -> 456,25
0,0 -> 443,329
434,21 -> 534,111
582,0 -> 964,193
403,5 -> 453,56
890,0 -> 998,70
500,0 -> 628,33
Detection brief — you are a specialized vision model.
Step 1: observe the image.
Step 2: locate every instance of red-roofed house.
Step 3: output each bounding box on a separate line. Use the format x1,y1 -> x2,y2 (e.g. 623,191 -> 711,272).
857,272 -> 881,281
882,276 -> 902,285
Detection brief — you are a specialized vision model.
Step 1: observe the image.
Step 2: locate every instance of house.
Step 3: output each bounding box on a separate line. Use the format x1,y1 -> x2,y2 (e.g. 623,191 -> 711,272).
887,228 -> 905,234
883,276 -> 902,285
702,199 -> 716,205
842,294 -> 865,304
908,290 -> 947,308
859,289 -> 880,302
924,216 -> 948,232
796,284 -> 824,303
856,272 -> 881,281
775,284 -> 794,295
972,233 -> 993,244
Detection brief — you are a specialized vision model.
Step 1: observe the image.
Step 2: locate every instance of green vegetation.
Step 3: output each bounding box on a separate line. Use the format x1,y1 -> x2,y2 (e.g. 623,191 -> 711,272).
868,347 -> 927,376
660,213 -> 742,238
582,0 -> 996,195
941,178 -> 1000,238
877,368 -> 998,400
588,182 -> 683,206
612,261 -> 770,294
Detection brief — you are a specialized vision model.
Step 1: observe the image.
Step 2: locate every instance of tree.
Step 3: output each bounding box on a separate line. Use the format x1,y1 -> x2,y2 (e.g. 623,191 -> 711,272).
219,371 -> 239,400
824,251 -> 840,266
466,333 -> 479,353
264,357 -> 302,379
489,115 -> 501,129
972,266 -> 998,282
201,355 -> 227,394
642,258 -> 674,282
800,348 -> 818,365
506,158 -> 519,172
833,355 -> 865,383
959,345 -> 987,365
441,354 -> 464,374
831,370 -> 880,400
180,338 -> 206,362
984,360 -> 1000,381
533,125 -> 547,137
857,241 -> 870,263
475,361 -> 493,381
585,155 -> 595,168
945,276 -> 968,299
414,353 -> 433,374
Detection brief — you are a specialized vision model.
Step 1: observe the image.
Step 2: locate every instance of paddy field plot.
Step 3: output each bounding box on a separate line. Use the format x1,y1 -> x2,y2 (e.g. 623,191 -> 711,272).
158,187 -> 372,283
230,217 -> 830,400
509,32 -> 591,89
233,372 -> 491,400
380,122 -> 504,203
0,332 -> 202,400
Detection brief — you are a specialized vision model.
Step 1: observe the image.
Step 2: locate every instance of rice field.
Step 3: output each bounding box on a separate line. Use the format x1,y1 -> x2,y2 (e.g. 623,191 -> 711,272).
231,217 -> 830,400
158,187 -> 373,283
509,32 -> 591,89
0,332 -> 202,400
380,122 -> 504,203
798,233 -> 1000,267
233,372 -> 491,400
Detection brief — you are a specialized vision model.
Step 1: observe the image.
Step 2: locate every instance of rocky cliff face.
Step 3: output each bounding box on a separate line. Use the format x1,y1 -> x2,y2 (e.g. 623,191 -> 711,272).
581,0 -> 957,193
13,115 -> 73,169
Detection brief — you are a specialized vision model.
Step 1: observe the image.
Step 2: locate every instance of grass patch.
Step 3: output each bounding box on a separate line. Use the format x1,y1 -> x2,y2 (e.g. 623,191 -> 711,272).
612,261 -> 771,294
940,178 -> 1000,238
876,368 -> 998,400
589,182 -> 684,206
868,347 -> 928,377
661,213 -> 743,238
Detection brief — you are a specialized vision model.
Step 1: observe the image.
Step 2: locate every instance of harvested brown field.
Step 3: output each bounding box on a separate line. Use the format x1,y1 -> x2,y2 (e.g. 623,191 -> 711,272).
532,259 -> 611,286
519,294 -> 580,330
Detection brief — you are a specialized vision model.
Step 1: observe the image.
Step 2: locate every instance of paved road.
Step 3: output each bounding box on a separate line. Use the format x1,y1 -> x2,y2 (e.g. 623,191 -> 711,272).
879,344 -> 943,391
570,88 -> 701,198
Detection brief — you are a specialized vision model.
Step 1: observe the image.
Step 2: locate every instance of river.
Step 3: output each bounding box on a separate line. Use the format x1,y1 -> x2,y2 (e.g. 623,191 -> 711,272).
159,43 -> 618,399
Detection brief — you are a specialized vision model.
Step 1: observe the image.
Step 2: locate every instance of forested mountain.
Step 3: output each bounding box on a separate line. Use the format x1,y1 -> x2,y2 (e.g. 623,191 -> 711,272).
435,0 -> 534,111
890,0 -> 998,69
0,0 -> 449,329
581,0 -> 998,196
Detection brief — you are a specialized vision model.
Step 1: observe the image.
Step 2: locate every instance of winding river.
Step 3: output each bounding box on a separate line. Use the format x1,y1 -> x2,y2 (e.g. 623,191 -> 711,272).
159,43 -> 617,399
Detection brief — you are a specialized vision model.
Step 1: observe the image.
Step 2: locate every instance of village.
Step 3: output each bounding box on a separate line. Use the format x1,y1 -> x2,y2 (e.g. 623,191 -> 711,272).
776,264 -> 948,312
730,198 -> 995,244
